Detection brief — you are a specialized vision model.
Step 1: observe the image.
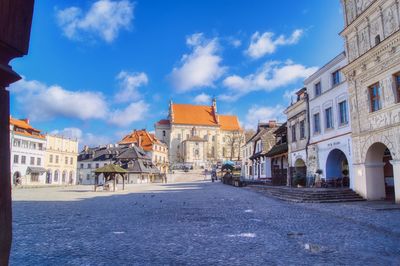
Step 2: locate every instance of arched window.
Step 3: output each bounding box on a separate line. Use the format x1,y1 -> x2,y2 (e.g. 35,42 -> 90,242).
54,170 -> 59,182
62,171 -> 67,183
69,171 -> 74,184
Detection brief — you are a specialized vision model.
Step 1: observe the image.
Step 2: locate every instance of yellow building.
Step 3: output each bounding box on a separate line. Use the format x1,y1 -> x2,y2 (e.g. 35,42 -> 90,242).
44,135 -> 79,185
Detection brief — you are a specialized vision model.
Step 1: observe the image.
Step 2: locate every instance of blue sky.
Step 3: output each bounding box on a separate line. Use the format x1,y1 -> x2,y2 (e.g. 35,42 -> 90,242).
9,0 -> 344,147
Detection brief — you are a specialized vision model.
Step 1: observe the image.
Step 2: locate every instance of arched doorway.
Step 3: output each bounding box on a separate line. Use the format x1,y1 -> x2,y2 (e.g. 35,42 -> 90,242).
62,171 -> 67,183
292,158 -> 307,186
13,172 -> 21,185
69,171 -> 74,184
46,170 -> 52,184
325,149 -> 349,187
54,170 -> 59,183
365,142 -> 394,201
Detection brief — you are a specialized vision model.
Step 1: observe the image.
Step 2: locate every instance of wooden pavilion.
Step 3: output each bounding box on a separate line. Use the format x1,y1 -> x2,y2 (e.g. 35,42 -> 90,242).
94,164 -> 128,192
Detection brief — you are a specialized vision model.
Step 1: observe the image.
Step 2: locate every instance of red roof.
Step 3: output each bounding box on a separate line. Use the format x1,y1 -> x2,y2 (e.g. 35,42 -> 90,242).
119,129 -> 166,151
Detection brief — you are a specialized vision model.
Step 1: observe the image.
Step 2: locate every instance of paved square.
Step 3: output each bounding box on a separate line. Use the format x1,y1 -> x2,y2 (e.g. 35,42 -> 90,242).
10,180 -> 400,265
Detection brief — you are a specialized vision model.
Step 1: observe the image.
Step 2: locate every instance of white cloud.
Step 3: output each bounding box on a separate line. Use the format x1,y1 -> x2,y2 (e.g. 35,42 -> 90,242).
109,100 -> 149,126
11,78 -> 108,121
51,127 -> 113,148
245,29 -> 304,59
193,93 -> 211,104
229,38 -> 242,48
56,0 -> 134,43
221,61 -> 317,101
114,71 -> 148,103
244,105 -> 285,130
170,33 -> 227,93
11,77 -> 150,127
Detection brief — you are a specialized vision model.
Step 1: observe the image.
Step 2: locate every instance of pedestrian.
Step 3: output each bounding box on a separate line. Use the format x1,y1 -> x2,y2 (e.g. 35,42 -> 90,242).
204,169 -> 208,180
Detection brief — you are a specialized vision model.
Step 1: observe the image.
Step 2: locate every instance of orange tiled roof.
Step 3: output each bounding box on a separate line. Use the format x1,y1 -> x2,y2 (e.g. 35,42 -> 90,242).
171,104 -> 218,126
10,117 -> 45,139
219,115 -> 241,131
119,130 -> 165,151
10,117 -> 34,130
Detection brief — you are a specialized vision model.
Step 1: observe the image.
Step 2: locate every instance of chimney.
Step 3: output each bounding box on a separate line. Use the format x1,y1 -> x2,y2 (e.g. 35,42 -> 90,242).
138,135 -> 142,148
21,118 -> 30,124
268,120 -> 277,128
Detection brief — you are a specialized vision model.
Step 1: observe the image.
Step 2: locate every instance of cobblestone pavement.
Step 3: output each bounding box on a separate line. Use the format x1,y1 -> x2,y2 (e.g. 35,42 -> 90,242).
10,179 -> 400,266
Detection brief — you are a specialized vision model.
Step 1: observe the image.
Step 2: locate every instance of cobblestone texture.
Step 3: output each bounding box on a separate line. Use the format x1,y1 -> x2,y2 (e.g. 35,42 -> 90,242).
10,180 -> 400,265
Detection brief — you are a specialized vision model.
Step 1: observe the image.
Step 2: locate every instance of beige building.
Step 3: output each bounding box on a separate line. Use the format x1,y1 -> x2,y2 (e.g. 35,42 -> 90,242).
44,135 -> 79,185
155,99 -> 244,168
340,0 -> 400,202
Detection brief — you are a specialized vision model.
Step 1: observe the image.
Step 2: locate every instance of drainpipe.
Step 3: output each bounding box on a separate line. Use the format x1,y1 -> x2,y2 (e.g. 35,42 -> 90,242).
305,91 -> 311,186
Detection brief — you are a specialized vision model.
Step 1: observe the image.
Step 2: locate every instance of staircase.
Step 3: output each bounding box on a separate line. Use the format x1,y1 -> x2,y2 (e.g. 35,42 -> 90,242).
248,185 -> 365,203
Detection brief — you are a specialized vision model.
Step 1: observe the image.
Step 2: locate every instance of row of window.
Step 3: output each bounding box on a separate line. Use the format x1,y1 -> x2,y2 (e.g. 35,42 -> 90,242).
312,100 -> 348,135
291,120 -> 306,142
290,100 -> 349,142
154,145 -> 167,152
13,139 -> 44,150
369,73 -> 400,112
13,155 -> 41,166
313,70 -> 342,98
154,155 -> 166,163
49,154 -> 74,165
80,162 -> 108,169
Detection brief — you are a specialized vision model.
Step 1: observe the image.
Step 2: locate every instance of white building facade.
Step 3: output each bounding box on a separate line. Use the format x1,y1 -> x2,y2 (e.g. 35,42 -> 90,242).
341,0 -> 400,202
10,118 -> 46,186
306,52 -> 353,188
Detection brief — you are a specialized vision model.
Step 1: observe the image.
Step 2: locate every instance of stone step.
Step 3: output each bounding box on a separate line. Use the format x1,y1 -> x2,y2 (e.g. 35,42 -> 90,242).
249,185 -> 365,203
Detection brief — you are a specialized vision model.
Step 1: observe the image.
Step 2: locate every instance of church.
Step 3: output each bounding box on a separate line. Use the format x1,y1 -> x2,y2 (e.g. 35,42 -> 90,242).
155,99 -> 244,168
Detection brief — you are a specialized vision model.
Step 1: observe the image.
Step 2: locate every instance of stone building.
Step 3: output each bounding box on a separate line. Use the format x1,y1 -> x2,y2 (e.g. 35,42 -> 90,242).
264,122 -> 289,185
77,145 -> 118,185
44,135 -> 79,185
119,129 -> 169,174
155,99 -> 244,168
285,88 -> 310,184
241,135 -> 255,179
10,117 -> 46,186
305,52 -> 353,188
340,0 -> 400,202
77,144 -> 159,185
248,121 -> 279,180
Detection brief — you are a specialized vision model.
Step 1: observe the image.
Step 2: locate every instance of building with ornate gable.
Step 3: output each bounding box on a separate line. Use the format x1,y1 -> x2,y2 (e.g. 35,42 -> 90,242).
155,99 -> 244,168
340,0 -> 400,202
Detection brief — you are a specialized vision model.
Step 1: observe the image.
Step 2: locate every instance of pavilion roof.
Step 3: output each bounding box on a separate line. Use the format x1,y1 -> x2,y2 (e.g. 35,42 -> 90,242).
94,164 -> 127,174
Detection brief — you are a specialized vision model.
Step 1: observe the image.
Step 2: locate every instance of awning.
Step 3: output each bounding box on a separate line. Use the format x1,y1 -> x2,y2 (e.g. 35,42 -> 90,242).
26,167 -> 47,174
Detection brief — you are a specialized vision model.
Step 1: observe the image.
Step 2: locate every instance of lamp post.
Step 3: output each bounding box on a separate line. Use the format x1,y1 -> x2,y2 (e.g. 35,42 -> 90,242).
0,1 -> 35,264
